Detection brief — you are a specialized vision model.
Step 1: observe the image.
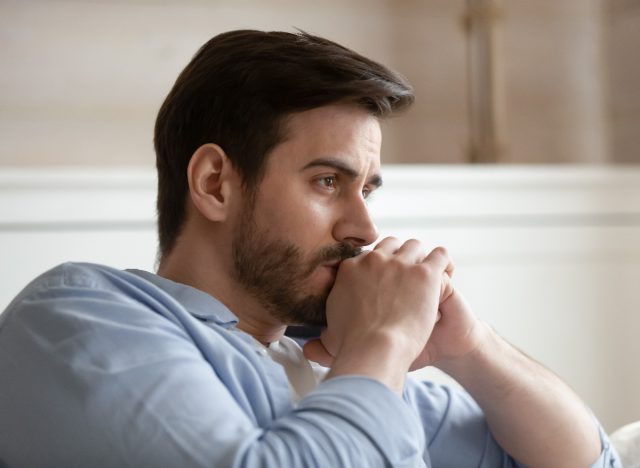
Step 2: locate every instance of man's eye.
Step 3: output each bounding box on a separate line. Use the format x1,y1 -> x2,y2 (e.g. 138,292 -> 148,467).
318,176 -> 337,189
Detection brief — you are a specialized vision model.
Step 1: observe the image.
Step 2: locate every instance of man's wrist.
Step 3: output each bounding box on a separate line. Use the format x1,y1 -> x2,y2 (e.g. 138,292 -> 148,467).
327,330 -> 418,395
435,321 -> 496,380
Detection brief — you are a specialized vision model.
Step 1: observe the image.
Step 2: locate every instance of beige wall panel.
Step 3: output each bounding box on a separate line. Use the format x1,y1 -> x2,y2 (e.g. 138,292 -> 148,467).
606,0 -> 640,163
386,0 -> 469,164
2,0 -> 638,166
0,113 -> 155,166
0,0 -> 395,167
502,0 -> 610,163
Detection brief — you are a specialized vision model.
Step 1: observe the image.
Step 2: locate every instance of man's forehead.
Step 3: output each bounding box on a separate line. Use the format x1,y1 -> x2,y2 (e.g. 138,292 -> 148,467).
270,104 -> 382,174
283,104 -> 381,138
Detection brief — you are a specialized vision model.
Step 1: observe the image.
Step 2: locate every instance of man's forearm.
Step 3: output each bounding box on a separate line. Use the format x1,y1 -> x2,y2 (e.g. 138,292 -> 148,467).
438,322 -> 601,468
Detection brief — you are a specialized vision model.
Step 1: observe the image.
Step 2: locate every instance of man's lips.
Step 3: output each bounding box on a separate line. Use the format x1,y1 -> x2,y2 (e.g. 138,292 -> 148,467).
322,259 -> 342,271
319,260 -> 341,280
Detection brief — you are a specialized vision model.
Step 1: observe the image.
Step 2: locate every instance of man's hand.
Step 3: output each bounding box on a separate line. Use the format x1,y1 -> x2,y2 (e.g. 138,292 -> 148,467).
306,237 -> 602,466
304,237 -> 455,393
411,285 -> 485,370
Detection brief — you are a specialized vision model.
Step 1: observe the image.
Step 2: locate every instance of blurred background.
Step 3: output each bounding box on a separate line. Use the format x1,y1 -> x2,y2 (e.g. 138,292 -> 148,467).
1,0 -> 640,435
1,0 -> 639,167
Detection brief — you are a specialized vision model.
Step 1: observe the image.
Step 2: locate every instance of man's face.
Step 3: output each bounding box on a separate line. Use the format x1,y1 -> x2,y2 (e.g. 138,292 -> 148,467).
231,104 -> 382,326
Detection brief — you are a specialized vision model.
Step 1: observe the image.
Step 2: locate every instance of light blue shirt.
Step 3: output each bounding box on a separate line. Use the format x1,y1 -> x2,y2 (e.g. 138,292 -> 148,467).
0,263 -> 620,467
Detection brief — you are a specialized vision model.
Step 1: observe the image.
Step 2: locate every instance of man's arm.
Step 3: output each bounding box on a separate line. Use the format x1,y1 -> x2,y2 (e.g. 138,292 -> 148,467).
305,238 -> 611,467
426,288 -> 603,467
443,320 -> 601,466
0,262 -> 428,467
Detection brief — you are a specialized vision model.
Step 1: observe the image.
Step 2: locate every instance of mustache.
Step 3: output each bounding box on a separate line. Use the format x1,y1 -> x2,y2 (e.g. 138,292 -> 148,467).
315,243 -> 363,265
300,243 -> 363,278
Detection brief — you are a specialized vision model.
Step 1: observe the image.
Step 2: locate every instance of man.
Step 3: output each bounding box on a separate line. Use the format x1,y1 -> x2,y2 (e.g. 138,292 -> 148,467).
0,30 -> 619,467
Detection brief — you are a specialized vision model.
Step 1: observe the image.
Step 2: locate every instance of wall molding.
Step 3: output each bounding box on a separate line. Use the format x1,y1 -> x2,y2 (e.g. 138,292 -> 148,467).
2,165 -> 640,221
1,165 -> 640,259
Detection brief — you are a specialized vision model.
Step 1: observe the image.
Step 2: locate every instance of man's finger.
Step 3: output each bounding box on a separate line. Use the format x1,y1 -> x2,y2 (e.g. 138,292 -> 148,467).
372,237 -> 403,255
394,238 -> 426,263
422,246 -> 454,274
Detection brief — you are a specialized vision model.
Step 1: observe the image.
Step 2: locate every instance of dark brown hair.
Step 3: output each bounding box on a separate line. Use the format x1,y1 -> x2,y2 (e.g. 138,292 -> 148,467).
154,29 -> 414,257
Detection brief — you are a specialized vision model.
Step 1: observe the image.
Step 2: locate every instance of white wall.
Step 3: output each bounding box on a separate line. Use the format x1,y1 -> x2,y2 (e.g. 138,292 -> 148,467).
0,168 -> 158,285
374,166 -> 640,432
1,165 -> 640,432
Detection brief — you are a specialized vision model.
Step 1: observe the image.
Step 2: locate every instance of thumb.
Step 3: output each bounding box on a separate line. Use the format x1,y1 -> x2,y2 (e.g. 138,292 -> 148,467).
303,338 -> 335,367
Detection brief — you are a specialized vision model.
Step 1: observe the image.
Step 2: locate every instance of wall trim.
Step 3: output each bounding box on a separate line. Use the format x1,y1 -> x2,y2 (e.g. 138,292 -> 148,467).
1,165 -> 640,226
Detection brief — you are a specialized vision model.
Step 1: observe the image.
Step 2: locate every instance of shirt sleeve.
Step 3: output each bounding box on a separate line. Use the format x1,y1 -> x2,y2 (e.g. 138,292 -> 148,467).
403,376 -> 623,467
0,264 -> 426,468
589,424 -> 623,467
241,377 -> 427,468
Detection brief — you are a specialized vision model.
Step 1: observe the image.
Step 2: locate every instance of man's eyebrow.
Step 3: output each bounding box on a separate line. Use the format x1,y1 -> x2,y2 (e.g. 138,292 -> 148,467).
302,158 -> 383,188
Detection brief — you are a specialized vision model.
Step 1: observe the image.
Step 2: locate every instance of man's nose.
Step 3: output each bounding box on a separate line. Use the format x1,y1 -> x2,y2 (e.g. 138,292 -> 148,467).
333,195 -> 379,248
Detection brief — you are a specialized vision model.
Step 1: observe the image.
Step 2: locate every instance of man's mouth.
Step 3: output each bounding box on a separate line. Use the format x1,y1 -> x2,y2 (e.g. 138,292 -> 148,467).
309,243 -> 361,278
317,260 -> 341,283
322,259 -> 342,271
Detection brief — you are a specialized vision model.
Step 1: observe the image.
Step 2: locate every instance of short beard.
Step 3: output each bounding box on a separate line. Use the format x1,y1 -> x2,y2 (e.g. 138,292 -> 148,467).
232,196 -> 360,327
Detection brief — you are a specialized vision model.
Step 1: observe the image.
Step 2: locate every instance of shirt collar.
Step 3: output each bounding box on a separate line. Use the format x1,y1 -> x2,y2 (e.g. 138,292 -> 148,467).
126,269 -> 239,327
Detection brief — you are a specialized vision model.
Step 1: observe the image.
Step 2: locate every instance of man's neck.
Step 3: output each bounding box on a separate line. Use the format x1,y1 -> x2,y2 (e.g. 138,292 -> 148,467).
157,240 -> 287,346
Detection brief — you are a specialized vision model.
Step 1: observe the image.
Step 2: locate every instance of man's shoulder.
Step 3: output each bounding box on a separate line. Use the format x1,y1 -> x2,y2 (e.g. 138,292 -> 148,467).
14,262 -> 143,299
3,262 -> 237,331
1,262 -> 162,322
41,261 -> 129,284
0,262 -> 210,351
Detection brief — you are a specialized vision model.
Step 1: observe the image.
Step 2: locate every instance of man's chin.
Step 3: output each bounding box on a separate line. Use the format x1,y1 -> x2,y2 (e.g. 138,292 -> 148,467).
285,294 -> 328,328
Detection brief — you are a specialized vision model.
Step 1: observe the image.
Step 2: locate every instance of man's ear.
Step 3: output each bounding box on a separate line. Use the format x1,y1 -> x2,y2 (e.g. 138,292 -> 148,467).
187,143 -> 238,222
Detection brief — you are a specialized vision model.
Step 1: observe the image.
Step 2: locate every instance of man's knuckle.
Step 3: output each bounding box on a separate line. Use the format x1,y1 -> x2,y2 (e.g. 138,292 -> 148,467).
366,250 -> 386,265
412,263 -> 432,279
433,246 -> 449,257
404,238 -> 422,247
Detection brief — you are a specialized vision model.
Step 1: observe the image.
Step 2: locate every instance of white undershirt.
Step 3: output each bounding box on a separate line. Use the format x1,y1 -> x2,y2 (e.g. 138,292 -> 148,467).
261,336 -> 328,403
